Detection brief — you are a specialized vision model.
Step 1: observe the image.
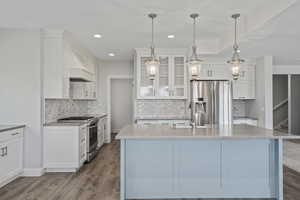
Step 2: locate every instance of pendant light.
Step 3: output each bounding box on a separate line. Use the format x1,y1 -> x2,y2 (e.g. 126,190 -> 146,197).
227,13 -> 244,80
145,13 -> 160,80
188,13 -> 202,79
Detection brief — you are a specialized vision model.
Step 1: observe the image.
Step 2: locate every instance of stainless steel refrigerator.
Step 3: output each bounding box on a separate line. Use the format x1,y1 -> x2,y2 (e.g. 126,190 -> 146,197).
190,80 -> 232,126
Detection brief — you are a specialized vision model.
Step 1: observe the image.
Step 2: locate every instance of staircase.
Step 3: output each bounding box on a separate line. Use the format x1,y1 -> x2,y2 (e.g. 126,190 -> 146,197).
274,118 -> 288,133
273,98 -> 289,133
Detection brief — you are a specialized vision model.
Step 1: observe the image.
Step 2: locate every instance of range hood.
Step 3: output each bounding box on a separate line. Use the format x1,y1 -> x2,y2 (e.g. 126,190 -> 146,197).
68,51 -> 95,82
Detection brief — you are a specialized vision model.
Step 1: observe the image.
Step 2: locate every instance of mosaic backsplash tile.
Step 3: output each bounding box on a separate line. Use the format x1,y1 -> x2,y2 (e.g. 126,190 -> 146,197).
45,99 -> 106,123
45,99 -> 88,123
233,100 -> 246,117
135,99 -> 189,119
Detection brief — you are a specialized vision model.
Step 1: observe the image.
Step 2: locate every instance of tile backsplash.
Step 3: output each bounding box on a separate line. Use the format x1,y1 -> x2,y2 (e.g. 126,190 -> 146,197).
45,99 -> 105,123
135,99 -> 189,119
233,100 -> 246,117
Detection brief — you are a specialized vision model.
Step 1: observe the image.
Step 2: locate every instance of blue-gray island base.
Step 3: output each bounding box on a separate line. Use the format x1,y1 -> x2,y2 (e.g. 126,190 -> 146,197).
116,125 -> 300,200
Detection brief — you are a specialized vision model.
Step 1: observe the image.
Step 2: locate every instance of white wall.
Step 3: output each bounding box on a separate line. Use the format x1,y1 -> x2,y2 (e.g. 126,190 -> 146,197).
0,29 -> 43,170
111,79 -> 133,132
98,60 -> 133,110
273,65 -> 300,74
246,56 -> 273,129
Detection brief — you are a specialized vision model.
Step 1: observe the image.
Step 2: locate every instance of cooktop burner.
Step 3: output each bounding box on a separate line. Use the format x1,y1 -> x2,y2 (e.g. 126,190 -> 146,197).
58,116 -> 94,121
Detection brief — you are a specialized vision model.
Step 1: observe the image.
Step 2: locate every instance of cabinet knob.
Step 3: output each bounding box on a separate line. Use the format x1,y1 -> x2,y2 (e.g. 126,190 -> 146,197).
1,146 -> 7,157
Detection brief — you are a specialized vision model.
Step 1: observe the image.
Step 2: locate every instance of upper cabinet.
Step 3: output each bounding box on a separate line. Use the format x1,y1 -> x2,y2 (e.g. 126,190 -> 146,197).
135,49 -> 187,99
197,63 -> 231,80
232,64 -> 256,99
43,30 -> 70,99
43,30 -> 97,99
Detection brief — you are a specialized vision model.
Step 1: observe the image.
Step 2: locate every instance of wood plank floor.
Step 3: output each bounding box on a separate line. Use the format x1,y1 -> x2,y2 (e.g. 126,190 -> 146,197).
0,138 -> 300,200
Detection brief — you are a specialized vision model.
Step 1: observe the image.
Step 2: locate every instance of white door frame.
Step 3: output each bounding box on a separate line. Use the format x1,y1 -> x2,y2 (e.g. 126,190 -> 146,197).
107,75 -> 134,142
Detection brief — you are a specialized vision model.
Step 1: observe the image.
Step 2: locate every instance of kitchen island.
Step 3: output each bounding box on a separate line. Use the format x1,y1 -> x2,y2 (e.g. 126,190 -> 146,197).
116,124 -> 300,200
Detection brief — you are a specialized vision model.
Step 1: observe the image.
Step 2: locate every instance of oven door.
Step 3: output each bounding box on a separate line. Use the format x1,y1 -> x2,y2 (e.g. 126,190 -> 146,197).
88,124 -> 98,153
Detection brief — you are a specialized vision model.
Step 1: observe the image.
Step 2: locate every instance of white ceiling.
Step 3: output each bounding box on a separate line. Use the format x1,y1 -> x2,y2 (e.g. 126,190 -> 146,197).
0,0 -> 299,64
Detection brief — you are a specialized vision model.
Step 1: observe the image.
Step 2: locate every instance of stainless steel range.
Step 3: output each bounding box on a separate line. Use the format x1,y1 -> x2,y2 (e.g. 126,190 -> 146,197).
58,116 -> 99,162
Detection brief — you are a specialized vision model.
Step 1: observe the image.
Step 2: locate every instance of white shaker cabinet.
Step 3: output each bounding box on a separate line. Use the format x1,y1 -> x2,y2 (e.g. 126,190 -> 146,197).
199,63 -> 231,80
232,64 -> 256,99
43,124 -> 88,172
97,116 -> 107,148
0,128 -> 24,188
43,30 -> 70,99
70,82 -> 97,100
135,49 -> 187,99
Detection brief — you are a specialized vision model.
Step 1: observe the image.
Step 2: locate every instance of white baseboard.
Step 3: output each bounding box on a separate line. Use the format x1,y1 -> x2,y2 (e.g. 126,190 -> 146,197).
22,168 -> 45,177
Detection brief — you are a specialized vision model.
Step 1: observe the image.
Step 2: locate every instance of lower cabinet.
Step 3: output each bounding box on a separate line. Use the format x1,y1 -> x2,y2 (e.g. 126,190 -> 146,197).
43,124 -> 87,172
0,128 -> 24,188
124,139 -> 274,199
97,117 -> 107,149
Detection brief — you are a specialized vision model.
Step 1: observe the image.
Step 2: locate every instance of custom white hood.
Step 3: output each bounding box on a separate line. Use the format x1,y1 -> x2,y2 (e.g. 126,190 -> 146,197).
67,51 -> 95,82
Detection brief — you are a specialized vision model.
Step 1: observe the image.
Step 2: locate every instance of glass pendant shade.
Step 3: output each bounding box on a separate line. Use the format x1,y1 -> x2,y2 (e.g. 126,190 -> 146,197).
188,14 -> 202,79
189,46 -> 202,79
227,49 -> 244,80
145,57 -> 159,80
145,13 -> 159,80
227,14 -> 244,80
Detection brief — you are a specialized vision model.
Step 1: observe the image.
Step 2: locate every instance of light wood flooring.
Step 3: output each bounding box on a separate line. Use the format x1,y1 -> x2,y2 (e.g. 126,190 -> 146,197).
0,138 -> 300,200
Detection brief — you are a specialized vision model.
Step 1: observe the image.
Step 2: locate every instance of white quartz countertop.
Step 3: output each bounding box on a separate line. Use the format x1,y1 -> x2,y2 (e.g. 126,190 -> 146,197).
0,125 -> 25,132
116,124 -> 300,140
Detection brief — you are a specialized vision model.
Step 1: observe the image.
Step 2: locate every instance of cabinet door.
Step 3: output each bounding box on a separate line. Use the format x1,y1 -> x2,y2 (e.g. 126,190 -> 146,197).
239,65 -> 255,81
158,56 -> 171,97
199,64 -> 211,78
86,82 -> 97,99
211,64 -> 231,80
97,119 -> 105,148
233,80 -> 255,99
172,56 -> 187,98
0,137 -> 23,185
139,57 -> 155,98
79,126 -> 87,165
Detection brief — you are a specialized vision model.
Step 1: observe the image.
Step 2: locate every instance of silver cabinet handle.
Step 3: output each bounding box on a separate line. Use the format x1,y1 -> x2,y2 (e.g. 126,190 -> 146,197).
1,147 -> 7,157
11,132 -> 20,136
0,147 -> 5,157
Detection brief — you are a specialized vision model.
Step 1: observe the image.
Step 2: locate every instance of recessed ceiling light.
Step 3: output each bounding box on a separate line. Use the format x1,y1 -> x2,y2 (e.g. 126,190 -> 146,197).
108,53 -> 115,57
93,34 -> 102,38
168,35 -> 175,39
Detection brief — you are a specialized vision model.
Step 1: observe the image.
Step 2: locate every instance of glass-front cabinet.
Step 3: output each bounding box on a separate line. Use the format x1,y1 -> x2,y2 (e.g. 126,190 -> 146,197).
135,49 -> 187,99
139,56 -> 155,97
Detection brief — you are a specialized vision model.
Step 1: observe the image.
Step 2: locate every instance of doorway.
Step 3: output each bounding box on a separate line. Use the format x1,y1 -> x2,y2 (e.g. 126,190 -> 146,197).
273,75 -> 288,133
109,77 -> 133,135
273,74 -> 300,135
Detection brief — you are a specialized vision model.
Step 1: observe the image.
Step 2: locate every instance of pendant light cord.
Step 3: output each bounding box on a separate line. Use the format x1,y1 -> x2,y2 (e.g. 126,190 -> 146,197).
151,17 -> 154,49
234,15 -> 238,50
193,17 -> 196,47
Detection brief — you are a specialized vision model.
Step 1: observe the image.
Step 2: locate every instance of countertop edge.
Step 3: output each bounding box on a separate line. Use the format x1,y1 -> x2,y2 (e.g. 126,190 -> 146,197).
115,136 -> 300,140
0,125 -> 26,133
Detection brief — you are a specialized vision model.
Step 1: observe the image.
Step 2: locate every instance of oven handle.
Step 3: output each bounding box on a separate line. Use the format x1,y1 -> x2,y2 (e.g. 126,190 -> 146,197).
88,125 -> 97,129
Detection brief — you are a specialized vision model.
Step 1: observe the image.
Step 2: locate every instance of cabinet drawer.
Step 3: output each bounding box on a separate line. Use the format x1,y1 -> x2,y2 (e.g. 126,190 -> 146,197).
0,128 -> 23,142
